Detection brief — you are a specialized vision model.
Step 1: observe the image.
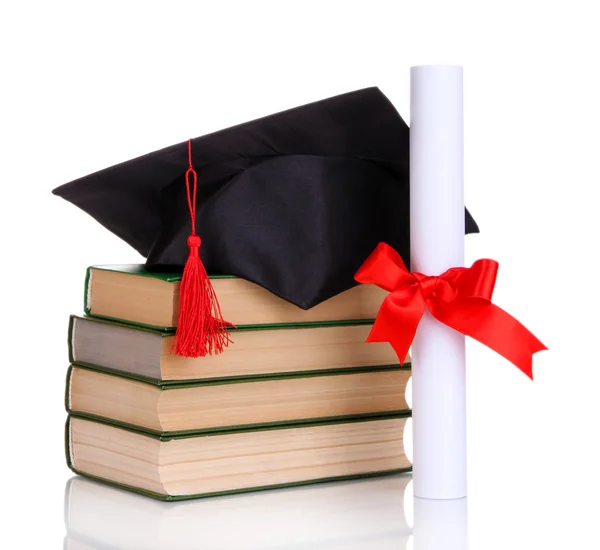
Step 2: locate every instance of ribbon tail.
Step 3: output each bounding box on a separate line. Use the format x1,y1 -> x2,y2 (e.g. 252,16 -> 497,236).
367,292 -> 425,365
432,299 -> 547,379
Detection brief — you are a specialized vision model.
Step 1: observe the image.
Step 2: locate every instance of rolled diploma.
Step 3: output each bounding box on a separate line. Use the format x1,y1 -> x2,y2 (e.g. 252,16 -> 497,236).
410,65 -> 467,499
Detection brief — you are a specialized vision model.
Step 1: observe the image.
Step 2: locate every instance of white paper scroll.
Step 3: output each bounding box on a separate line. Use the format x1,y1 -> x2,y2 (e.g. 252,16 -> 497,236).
410,65 -> 467,500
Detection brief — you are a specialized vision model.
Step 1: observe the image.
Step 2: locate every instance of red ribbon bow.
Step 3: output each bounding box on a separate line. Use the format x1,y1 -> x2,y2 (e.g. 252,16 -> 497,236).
355,243 -> 546,379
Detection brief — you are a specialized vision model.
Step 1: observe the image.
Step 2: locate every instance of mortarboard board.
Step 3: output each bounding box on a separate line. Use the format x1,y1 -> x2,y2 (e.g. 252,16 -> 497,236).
53,87 -> 479,356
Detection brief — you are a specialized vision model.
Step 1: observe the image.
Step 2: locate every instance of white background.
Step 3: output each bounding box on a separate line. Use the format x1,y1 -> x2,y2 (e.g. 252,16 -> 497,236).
1,1 -> 599,548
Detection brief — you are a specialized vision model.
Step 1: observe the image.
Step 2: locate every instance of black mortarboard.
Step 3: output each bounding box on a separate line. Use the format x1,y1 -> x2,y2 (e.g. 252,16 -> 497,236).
53,87 -> 478,356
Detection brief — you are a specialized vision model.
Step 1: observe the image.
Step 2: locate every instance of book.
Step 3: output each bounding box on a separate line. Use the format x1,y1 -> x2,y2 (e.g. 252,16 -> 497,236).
66,415 -> 411,500
69,315 -> 404,383
66,365 -> 411,436
64,474 -> 412,550
85,265 -> 388,330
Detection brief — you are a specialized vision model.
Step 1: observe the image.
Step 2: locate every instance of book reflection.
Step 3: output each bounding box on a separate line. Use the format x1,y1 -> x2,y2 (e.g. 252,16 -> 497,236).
64,475 -> 413,550
64,474 -> 468,550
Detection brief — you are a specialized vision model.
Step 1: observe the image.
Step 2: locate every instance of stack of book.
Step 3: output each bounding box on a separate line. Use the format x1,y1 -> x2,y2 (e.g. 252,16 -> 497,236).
65,265 -> 412,500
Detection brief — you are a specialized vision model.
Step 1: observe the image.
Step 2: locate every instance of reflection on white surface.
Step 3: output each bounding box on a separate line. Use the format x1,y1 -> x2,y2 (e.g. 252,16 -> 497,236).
64,474 -> 468,550
64,475 -> 413,550
413,496 -> 467,550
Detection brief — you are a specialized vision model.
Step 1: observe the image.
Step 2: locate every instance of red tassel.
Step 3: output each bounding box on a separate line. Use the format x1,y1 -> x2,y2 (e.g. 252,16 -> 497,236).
172,140 -> 232,357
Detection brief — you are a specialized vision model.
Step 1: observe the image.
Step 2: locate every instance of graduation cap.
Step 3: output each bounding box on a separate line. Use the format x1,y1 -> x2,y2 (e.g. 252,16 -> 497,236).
53,87 -> 479,357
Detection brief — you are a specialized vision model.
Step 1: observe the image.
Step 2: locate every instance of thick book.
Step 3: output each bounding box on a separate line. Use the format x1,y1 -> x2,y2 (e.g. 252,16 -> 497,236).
69,315 -> 404,383
66,415 -> 412,500
66,364 -> 411,436
64,474 -> 412,550
85,265 -> 388,330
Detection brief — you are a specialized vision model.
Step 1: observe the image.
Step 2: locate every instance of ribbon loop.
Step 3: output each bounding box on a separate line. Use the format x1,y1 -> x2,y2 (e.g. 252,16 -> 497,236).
355,243 -> 546,379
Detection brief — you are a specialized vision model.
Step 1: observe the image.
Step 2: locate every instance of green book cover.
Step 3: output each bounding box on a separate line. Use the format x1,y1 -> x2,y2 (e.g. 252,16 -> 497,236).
86,263 -> 235,282
65,414 -> 413,502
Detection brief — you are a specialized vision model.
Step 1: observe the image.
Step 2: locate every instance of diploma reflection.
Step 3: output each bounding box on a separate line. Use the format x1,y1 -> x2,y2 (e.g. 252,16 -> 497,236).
64,474 -> 413,550
413,496 -> 468,550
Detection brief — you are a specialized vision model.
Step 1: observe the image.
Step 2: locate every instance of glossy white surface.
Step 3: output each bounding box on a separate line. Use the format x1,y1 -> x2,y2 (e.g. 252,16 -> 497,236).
414,495 -> 467,550
64,475 -> 415,550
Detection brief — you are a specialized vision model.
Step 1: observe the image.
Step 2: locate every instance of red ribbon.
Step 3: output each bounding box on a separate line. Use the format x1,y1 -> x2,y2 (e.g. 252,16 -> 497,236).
355,243 -> 546,379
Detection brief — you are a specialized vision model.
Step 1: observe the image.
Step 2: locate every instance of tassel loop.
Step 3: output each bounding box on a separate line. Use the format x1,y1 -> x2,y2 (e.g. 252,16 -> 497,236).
172,140 -> 232,358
